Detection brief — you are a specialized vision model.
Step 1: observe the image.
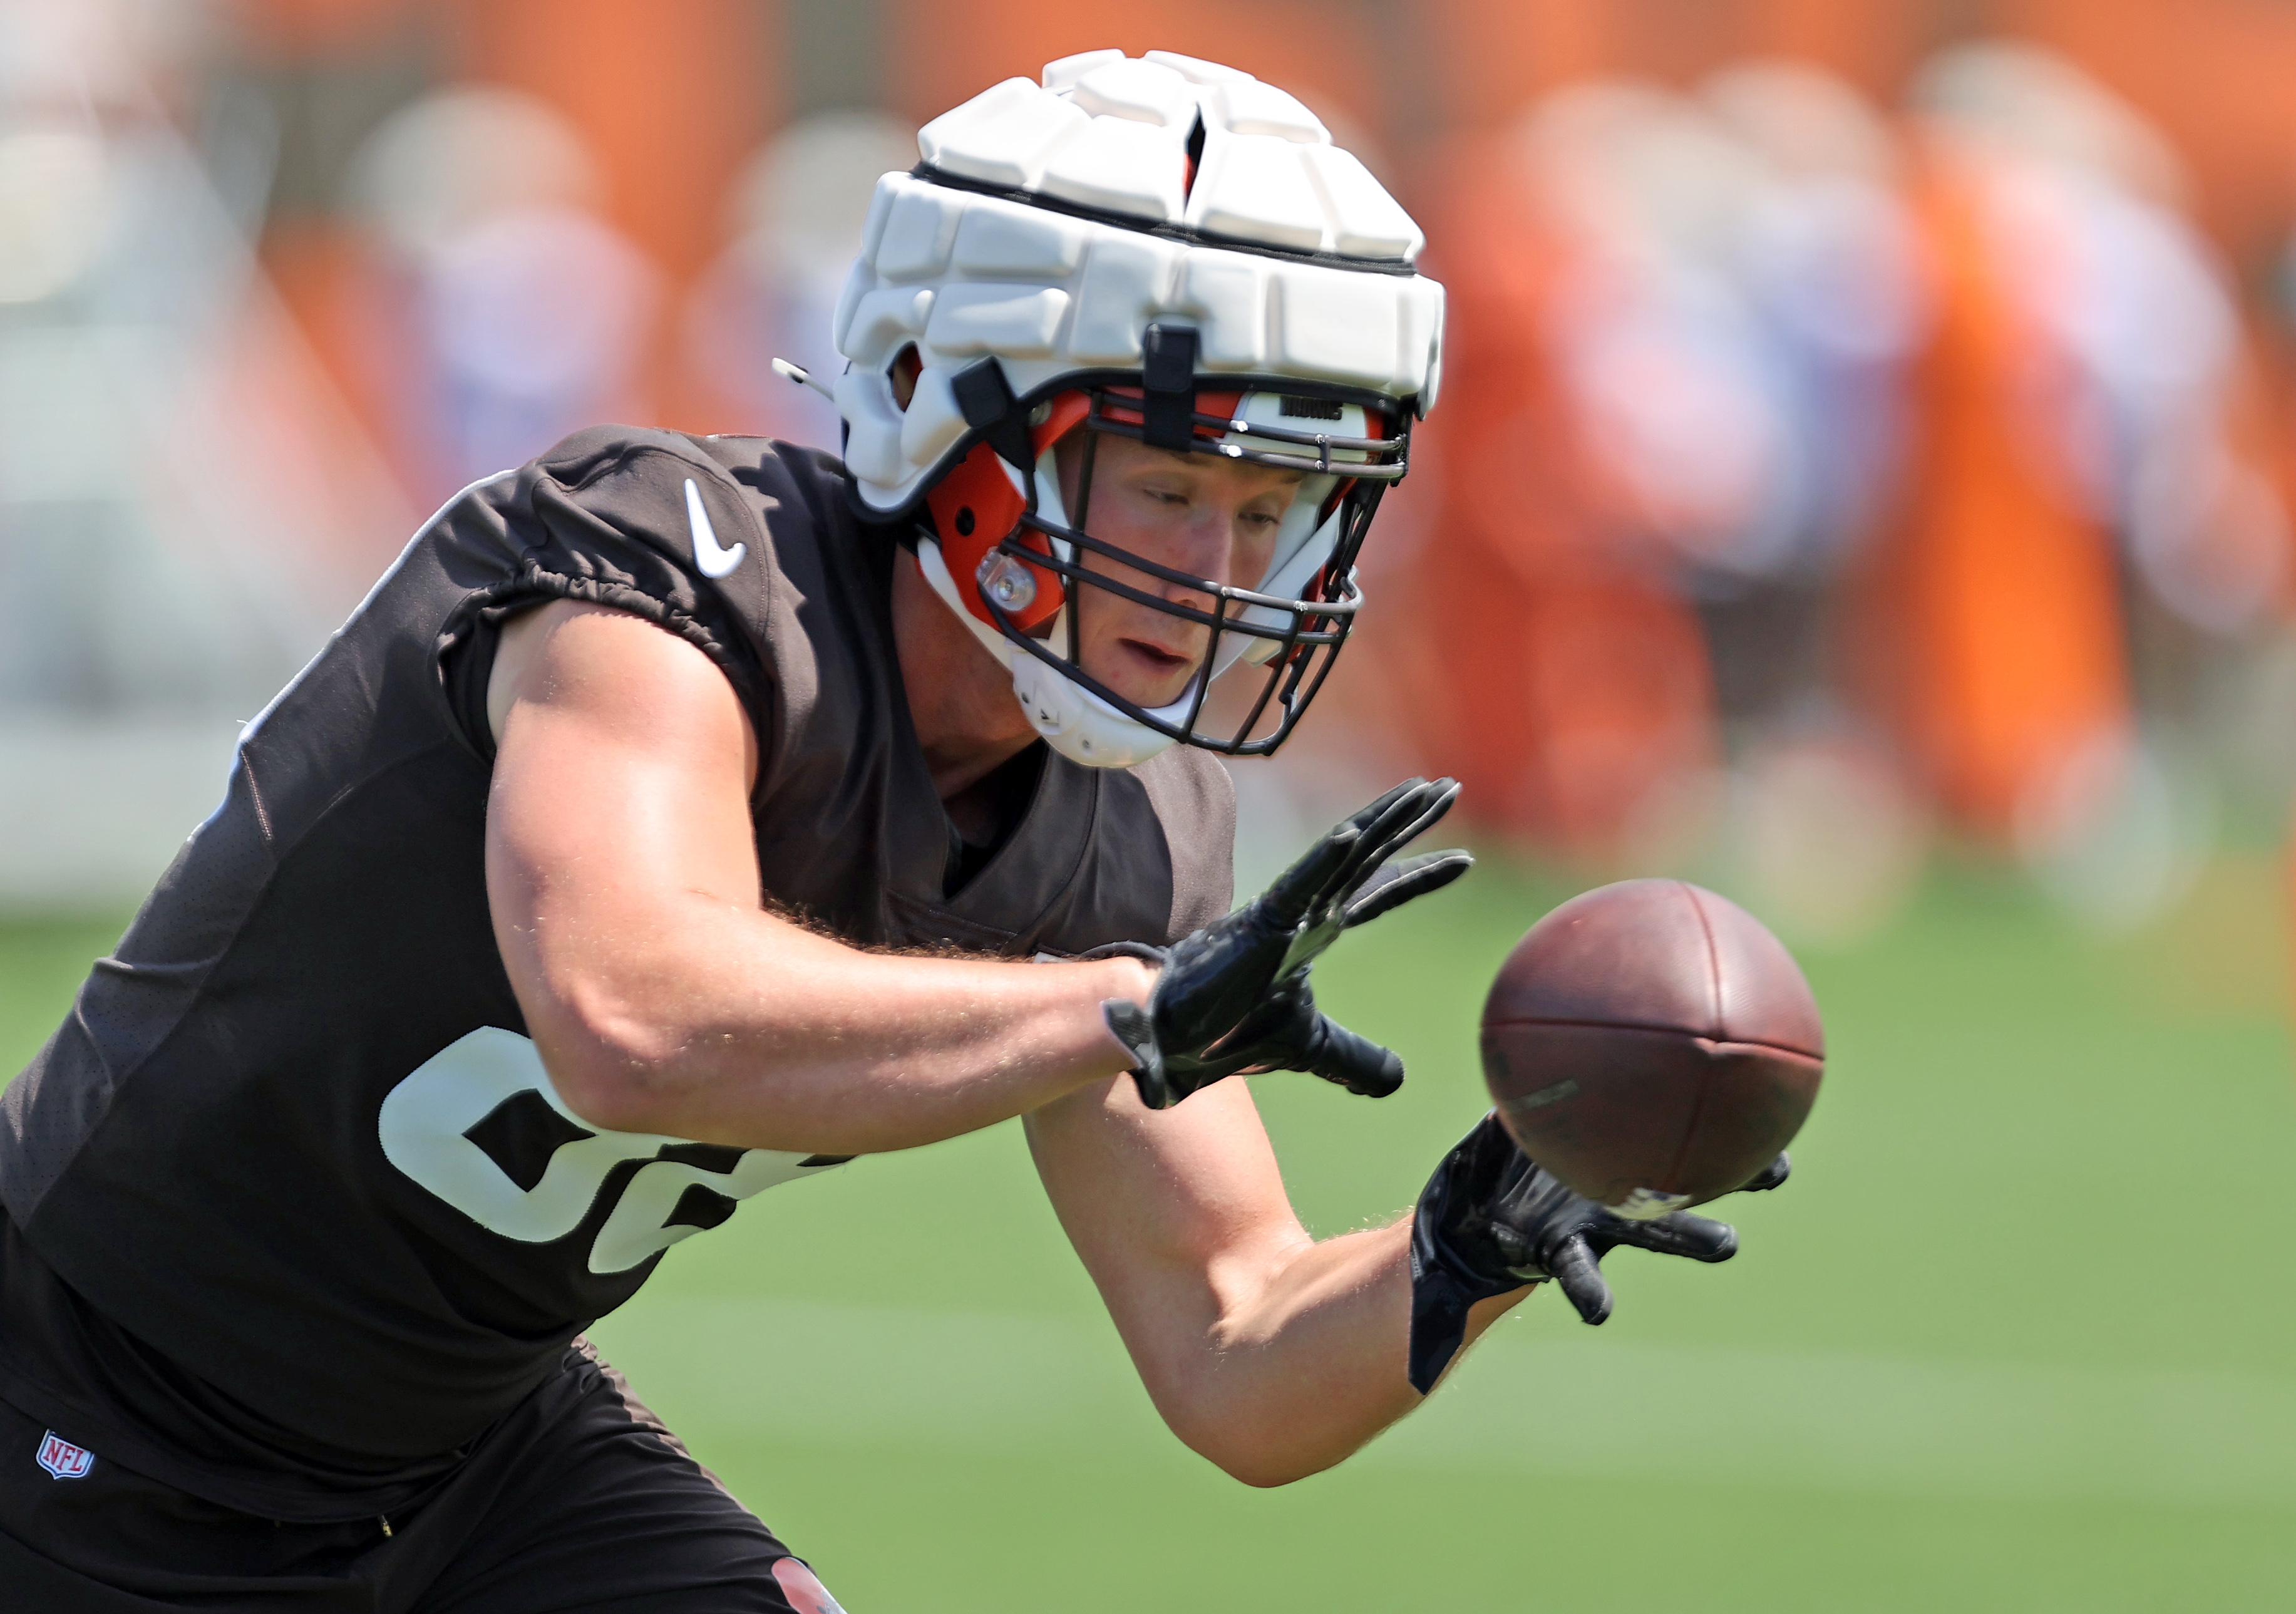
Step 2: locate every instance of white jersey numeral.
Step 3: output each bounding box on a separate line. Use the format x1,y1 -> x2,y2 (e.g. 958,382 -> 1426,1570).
378,1027 -> 840,1273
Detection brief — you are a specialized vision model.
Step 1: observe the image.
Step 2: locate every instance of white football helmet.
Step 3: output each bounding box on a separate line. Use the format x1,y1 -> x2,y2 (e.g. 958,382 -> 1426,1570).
825,49 -> 1444,767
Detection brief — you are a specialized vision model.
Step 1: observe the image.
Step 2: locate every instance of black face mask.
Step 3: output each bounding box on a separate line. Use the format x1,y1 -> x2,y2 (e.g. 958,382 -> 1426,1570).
941,328 -> 1414,758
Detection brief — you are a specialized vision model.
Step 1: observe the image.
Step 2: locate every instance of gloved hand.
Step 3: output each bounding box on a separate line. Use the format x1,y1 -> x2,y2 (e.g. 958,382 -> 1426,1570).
1406,1113 -> 1789,1392
1099,777 -> 1471,1110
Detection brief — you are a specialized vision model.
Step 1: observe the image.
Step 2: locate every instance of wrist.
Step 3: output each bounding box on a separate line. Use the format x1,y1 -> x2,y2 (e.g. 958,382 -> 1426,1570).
1095,953 -> 1158,1010
1087,955 -> 1158,1074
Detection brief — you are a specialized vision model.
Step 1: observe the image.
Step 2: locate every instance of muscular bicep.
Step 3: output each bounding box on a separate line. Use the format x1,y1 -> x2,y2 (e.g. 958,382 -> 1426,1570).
484,599 -> 763,1107
1026,1077 -> 1309,1383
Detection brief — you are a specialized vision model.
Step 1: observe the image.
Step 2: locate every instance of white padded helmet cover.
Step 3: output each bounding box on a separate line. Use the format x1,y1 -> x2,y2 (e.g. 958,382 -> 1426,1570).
833,50 -> 1446,514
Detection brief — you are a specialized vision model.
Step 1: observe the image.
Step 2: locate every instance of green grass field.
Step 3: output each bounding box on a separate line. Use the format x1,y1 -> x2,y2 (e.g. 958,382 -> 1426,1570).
6,859 -> 2295,1610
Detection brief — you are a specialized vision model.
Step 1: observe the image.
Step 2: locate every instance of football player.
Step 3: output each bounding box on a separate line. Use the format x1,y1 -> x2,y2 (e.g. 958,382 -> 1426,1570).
0,50 -> 1777,1612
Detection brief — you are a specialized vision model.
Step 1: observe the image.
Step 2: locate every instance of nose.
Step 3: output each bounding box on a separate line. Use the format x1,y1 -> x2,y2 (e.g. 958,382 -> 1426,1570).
1158,505 -> 1243,608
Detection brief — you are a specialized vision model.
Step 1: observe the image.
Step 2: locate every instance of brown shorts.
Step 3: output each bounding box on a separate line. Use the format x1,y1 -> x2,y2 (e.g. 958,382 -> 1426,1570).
0,1341 -> 842,1613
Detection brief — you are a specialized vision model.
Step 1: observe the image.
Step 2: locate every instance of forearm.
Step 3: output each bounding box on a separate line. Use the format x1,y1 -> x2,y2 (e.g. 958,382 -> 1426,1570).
1150,1221 -> 1529,1485
1027,1078 -> 1530,1487
502,887 -> 1151,1153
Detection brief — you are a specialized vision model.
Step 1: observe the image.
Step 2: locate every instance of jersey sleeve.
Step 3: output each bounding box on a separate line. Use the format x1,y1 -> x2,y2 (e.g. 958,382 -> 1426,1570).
439,425 -> 781,762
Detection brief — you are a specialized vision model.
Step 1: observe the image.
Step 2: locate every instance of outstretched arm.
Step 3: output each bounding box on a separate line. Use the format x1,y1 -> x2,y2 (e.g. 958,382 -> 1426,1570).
485,598 -> 1152,1152
1024,1075 -> 1527,1487
1029,1084 -> 1783,1486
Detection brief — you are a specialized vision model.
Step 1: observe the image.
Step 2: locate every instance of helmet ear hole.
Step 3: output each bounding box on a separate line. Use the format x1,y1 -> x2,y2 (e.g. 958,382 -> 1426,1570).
889,344 -> 922,412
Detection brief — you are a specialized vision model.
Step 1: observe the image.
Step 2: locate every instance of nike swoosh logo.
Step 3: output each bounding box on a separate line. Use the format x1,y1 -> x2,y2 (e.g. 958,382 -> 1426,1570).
686,478 -> 746,579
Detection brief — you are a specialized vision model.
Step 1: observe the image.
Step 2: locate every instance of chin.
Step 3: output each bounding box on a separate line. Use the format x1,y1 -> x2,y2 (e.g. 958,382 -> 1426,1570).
1108,670 -> 1203,711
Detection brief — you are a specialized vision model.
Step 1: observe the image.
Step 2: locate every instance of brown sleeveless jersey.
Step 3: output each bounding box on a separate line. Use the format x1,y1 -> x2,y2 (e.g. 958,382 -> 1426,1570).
0,428 -> 1234,1483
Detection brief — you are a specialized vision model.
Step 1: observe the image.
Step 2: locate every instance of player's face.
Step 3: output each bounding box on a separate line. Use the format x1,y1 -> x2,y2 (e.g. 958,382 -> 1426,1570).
1054,430 -> 1303,709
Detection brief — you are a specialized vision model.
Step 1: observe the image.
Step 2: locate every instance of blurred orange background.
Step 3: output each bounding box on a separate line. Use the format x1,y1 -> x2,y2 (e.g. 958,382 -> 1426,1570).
13,0 -> 2296,938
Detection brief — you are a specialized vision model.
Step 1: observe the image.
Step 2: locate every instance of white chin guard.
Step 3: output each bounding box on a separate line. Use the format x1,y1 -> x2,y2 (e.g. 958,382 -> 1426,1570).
915,538 -> 1185,769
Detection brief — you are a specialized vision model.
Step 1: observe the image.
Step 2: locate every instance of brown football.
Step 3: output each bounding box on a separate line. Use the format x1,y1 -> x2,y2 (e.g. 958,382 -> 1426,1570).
1481,879 -> 1823,1217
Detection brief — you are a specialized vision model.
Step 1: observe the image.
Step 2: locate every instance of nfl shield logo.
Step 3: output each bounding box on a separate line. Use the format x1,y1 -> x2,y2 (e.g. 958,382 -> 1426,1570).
36,1431 -> 93,1480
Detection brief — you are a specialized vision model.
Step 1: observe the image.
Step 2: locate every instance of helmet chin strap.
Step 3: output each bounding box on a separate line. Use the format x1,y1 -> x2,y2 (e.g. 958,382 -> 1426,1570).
913,537 -> 1189,769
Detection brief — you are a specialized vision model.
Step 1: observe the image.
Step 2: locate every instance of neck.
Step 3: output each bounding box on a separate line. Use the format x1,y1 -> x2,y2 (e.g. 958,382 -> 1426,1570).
892,550 -> 1040,803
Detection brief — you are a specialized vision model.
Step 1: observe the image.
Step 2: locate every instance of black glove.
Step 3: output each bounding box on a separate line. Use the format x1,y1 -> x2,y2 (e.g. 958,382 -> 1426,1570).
1099,778 -> 1471,1110
1098,963 -> 1406,1105
1406,1113 -> 1789,1393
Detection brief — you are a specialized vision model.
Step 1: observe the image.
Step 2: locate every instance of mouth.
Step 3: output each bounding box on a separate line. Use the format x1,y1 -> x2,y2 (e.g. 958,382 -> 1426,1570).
1118,637 -> 1193,673
1103,634 -> 1205,705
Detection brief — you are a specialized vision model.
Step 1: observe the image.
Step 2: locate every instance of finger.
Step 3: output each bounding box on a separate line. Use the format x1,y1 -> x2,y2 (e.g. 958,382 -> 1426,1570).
1267,782 -> 1451,971
1339,778 -> 1455,889
1354,777 -> 1461,877
1260,779 -> 1444,928
1545,1234 -> 1613,1324
1385,775 -> 1462,850
1314,781 -> 1439,909
1255,826 -> 1364,930
1737,1152 -> 1790,1194
1302,1016 -> 1404,1097
1605,1211 -> 1739,1263
1342,777 -> 1429,835
1340,851 -> 1475,928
